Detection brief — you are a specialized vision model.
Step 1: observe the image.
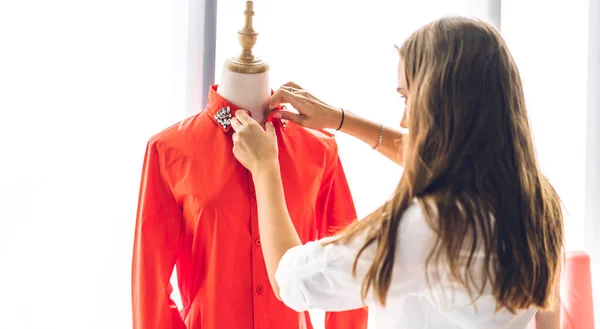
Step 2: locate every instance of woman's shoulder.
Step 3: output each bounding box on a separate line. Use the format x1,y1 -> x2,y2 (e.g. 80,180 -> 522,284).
394,200 -> 438,262
398,200 -> 435,235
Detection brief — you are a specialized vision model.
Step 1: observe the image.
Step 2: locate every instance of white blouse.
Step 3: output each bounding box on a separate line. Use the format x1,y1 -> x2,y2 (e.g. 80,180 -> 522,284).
275,201 -> 537,329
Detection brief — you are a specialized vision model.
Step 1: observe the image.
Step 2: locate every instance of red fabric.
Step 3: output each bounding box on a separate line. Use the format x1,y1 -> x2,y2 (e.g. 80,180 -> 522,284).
132,85 -> 368,329
527,251 -> 595,329
560,251 -> 595,329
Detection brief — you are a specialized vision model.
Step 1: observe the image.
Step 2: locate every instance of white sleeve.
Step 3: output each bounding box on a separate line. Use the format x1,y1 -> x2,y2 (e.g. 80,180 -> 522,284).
275,203 -> 435,312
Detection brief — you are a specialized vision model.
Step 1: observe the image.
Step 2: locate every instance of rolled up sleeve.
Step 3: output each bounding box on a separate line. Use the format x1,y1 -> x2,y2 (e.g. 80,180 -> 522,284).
275,238 -> 367,312
275,202 -> 435,314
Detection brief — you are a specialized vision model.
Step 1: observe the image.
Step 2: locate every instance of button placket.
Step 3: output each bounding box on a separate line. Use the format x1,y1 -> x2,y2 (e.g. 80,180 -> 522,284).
248,173 -> 264,327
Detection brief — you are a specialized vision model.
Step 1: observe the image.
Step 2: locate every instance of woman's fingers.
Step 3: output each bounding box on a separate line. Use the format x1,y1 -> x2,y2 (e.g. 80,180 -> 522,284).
230,117 -> 242,131
265,122 -> 276,135
282,81 -> 303,90
281,82 -> 309,97
281,81 -> 306,94
270,88 -> 303,110
273,111 -> 306,126
235,110 -> 254,125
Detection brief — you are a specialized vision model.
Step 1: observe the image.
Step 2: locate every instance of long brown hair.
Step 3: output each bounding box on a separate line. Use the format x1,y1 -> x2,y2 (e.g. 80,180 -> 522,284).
331,17 -> 564,312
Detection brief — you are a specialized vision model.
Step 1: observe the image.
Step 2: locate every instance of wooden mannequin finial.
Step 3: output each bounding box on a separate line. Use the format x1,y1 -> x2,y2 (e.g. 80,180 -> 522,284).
238,1 -> 257,60
226,1 -> 269,74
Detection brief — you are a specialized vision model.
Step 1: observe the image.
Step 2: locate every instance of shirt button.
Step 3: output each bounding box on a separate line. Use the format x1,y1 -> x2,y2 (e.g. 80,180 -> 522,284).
255,238 -> 261,246
256,285 -> 264,294
251,191 -> 257,199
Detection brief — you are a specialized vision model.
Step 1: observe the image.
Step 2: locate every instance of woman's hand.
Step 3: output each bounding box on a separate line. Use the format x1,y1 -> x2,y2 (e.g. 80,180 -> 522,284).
270,82 -> 343,130
231,111 -> 279,174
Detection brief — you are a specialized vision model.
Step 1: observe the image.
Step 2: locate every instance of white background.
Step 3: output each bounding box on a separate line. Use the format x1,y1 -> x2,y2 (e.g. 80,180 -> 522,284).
215,0 -> 474,221
0,0 -> 594,328
501,0 -> 590,252
0,1 -> 173,328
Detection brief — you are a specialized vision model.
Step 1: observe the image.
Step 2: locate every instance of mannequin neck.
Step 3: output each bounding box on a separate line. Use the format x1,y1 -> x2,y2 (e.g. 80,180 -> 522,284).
217,69 -> 271,123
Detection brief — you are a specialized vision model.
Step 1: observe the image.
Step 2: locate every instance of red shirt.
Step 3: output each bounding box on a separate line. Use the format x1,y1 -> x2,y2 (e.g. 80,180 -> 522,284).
132,85 -> 368,329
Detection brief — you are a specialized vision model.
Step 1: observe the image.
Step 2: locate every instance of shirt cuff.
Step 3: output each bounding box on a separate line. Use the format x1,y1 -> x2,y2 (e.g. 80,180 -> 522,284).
275,240 -> 333,312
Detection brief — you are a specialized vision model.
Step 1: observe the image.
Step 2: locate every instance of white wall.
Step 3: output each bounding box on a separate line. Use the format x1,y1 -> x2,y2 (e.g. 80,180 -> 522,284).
585,0 -> 600,321
215,0 -> 477,220
0,1 -> 594,328
0,1 -> 174,328
501,0 -> 590,251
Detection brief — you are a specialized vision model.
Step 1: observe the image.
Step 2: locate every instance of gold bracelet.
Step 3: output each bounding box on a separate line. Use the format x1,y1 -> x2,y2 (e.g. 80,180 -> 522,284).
373,124 -> 384,150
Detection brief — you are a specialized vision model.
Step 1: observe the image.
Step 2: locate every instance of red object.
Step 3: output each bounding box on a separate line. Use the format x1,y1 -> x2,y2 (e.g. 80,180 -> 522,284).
561,251 -> 595,329
132,85 -> 368,329
527,251 -> 595,329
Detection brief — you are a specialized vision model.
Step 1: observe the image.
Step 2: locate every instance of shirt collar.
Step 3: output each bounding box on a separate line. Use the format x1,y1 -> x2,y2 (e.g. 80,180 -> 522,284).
206,85 -> 285,133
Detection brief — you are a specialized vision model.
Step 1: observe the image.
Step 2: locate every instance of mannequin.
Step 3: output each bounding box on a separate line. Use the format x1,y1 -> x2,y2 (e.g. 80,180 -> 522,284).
218,1 -> 271,124
131,2 -> 368,329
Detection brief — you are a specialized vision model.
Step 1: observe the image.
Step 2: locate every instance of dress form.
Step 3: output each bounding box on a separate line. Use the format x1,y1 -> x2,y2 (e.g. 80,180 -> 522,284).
218,1 -> 271,124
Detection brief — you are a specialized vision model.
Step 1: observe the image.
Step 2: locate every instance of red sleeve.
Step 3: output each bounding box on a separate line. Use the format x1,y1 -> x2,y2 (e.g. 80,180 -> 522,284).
132,140 -> 186,329
317,141 -> 369,329
316,144 -> 357,238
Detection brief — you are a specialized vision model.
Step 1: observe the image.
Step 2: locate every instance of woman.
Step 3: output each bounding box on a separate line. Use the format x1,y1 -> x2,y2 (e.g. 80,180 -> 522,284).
230,17 -> 563,328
